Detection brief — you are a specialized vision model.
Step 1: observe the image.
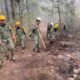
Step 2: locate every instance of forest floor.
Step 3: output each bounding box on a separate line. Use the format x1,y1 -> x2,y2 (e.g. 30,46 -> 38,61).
0,24 -> 80,80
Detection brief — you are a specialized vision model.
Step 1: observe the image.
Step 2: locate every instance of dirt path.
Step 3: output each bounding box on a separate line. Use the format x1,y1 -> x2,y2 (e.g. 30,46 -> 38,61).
0,23 -> 80,80
0,23 -> 48,80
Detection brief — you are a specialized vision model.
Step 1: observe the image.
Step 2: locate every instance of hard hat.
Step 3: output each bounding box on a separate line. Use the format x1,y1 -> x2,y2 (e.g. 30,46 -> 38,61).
36,17 -> 41,22
51,22 -> 53,25
0,15 -> 6,20
16,21 -> 20,25
54,23 -> 59,28
54,23 -> 58,26
61,21 -> 63,24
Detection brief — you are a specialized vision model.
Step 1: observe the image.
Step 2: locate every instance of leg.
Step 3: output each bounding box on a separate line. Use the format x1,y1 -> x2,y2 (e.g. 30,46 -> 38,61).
0,42 -> 8,60
21,36 -> 26,49
33,36 -> 40,52
33,40 -> 37,52
0,45 -> 6,67
36,36 -> 40,52
0,53 -> 3,68
7,38 -> 15,61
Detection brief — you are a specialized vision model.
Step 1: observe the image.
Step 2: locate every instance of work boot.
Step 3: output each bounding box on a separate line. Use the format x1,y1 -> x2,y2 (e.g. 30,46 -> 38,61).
50,40 -> 53,44
8,52 -> 15,62
6,54 -> 9,60
37,50 -> 41,53
36,44 -> 41,53
33,48 -> 36,52
10,57 -> 16,62
22,47 -> 25,53
37,48 -> 41,53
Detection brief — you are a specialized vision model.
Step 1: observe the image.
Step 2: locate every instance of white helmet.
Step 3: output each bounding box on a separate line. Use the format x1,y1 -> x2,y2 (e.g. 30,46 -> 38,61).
51,22 -> 53,25
36,17 -> 41,22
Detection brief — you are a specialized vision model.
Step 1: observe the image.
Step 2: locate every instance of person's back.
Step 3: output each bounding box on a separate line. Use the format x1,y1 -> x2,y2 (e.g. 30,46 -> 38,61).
61,23 -> 67,36
47,23 -> 53,40
48,24 -> 52,32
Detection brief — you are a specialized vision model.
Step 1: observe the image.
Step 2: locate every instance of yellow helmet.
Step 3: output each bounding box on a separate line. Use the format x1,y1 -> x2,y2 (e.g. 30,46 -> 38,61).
0,15 -> 6,20
54,23 -> 59,28
15,21 -> 21,26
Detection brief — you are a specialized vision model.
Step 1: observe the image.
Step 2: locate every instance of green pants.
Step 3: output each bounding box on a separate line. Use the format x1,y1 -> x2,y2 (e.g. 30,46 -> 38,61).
16,35 -> 26,49
0,38 -> 15,61
21,35 -> 26,49
7,38 -> 15,60
47,31 -> 52,39
52,31 -> 59,40
0,52 -> 3,65
33,35 -> 40,51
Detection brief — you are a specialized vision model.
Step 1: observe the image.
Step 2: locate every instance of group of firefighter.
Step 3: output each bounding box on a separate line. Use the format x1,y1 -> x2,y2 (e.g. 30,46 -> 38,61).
47,22 -> 67,43
0,14 -> 67,67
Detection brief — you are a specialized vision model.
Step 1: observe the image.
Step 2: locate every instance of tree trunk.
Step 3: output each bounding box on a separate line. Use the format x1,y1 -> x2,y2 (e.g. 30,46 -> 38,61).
57,0 -> 61,27
10,0 -> 15,19
4,0 -> 9,21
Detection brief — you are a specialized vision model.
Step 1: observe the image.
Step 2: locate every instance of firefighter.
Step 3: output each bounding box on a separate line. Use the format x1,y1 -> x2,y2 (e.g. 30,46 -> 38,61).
53,23 -> 59,39
0,15 -> 15,63
15,21 -> 26,53
30,17 -> 41,53
61,23 -> 67,36
47,22 -> 53,40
